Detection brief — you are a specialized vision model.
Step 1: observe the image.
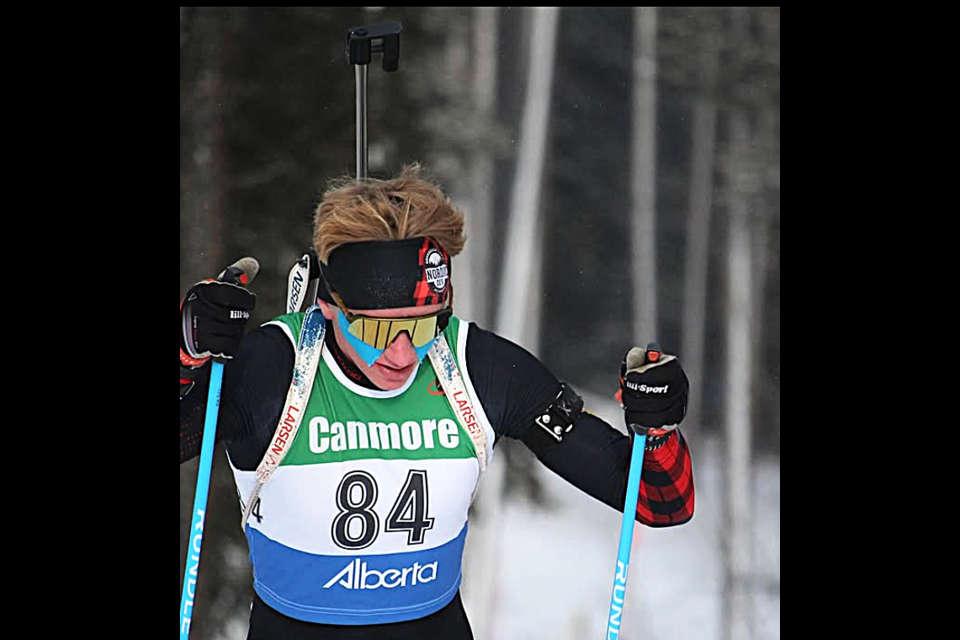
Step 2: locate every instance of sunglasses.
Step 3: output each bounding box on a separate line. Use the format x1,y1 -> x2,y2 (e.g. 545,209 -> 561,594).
329,290 -> 453,351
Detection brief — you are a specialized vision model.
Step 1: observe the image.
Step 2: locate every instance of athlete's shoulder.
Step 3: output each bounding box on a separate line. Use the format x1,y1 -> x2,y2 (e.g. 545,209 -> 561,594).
266,311 -> 306,333
461,321 -> 539,363
263,310 -> 325,349
453,320 -> 560,440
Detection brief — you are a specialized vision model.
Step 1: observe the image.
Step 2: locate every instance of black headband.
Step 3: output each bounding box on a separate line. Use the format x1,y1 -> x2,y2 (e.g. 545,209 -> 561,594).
320,237 -> 451,310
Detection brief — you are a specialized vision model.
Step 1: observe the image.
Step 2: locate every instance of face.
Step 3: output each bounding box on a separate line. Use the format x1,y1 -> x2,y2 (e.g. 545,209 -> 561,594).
318,300 -> 447,391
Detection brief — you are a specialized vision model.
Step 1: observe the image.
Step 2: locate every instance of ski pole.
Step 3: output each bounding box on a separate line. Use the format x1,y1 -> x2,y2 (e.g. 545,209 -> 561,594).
605,343 -> 662,639
605,433 -> 646,640
346,21 -> 402,181
180,257 -> 260,640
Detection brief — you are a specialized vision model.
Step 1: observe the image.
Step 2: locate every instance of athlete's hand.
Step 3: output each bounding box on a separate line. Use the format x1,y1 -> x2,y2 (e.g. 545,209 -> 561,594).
181,258 -> 259,364
617,343 -> 689,437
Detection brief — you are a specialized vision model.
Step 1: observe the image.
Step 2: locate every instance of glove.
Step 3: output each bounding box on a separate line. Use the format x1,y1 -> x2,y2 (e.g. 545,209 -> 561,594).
618,342 -> 689,438
180,258 -> 259,370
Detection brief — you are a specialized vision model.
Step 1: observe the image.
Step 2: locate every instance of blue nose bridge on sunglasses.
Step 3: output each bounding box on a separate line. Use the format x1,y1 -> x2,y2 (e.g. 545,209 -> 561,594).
336,311 -> 438,367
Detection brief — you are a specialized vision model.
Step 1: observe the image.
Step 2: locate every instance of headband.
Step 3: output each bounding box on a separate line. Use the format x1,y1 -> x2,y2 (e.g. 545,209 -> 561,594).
320,237 -> 451,310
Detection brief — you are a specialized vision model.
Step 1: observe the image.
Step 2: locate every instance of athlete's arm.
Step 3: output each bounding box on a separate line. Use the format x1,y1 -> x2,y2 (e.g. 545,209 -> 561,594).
464,323 -> 694,527
179,325 -> 294,468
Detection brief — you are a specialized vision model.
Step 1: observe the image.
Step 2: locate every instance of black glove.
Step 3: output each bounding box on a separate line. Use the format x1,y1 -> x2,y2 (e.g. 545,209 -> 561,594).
618,343 -> 689,437
180,259 -> 259,364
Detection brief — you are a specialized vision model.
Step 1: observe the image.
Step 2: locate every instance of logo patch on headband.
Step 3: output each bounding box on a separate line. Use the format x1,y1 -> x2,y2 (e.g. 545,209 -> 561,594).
414,239 -> 450,306
424,248 -> 449,293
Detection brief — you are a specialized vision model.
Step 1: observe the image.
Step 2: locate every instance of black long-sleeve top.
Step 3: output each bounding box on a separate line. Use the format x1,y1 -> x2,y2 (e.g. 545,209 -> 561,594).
180,319 -> 694,638
181,320 -> 695,525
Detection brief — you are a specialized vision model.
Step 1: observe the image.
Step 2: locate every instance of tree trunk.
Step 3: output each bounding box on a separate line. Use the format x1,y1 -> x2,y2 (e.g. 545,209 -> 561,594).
494,6 -> 558,350
458,7 -> 499,328
752,108 -> 776,455
179,8 -> 230,637
469,9 -> 559,640
724,106 -> 754,640
180,7 -> 226,284
680,24 -> 719,439
625,9 -> 659,638
723,11 -> 754,640
630,6 -> 659,343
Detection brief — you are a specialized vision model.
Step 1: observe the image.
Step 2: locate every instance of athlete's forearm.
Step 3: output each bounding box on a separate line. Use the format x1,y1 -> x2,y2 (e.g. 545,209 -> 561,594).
523,413 -> 695,526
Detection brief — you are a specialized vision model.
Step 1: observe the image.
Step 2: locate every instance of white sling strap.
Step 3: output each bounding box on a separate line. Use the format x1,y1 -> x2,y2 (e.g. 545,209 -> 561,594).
429,334 -> 489,476
240,305 -> 326,528
241,323 -> 488,528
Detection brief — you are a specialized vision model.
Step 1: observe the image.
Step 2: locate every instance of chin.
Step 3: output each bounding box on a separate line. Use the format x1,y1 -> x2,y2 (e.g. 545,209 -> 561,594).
369,374 -> 413,392
374,379 -> 407,391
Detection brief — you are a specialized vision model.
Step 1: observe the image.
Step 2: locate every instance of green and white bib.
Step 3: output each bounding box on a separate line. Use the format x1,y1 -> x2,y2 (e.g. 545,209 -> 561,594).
229,314 -> 495,626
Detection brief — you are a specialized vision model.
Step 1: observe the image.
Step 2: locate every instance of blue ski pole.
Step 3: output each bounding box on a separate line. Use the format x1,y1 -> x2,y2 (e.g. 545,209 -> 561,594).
605,342 -> 663,639
180,361 -> 224,639
180,258 -> 259,640
605,433 -> 646,640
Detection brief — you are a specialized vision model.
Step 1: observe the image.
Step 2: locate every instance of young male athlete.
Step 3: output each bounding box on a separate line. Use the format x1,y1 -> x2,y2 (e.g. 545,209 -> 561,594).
180,165 -> 694,639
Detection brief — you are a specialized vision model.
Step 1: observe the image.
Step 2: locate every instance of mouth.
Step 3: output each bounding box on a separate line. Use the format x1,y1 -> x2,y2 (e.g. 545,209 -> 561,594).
374,361 -> 417,382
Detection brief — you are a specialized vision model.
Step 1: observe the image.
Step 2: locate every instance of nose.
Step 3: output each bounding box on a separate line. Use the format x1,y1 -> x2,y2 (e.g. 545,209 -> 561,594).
380,331 -> 418,367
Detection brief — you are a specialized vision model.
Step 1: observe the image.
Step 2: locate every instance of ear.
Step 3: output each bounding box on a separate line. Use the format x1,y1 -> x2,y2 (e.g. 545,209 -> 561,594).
317,299 -> 338,321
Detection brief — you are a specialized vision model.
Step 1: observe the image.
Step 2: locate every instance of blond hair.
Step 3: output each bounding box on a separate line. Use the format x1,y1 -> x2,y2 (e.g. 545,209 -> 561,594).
313,164 -> 466,262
